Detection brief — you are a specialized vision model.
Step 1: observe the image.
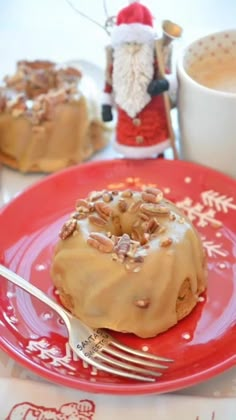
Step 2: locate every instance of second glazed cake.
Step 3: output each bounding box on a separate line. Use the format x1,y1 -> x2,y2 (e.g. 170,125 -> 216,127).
0,60 -> 110,172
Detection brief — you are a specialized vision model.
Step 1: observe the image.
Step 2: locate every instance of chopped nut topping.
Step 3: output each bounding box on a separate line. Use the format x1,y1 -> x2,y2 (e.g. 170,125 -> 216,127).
126,242 -> 139,258
76,206 -> 90,214
140,203 -> 170,215
76,200 -> 91,214
95,201 -> 113,220
141,192 -> 157,204
131,228 -> 140,243
121,190 -> 133,198
134,298 -> 150,308
6,94 -> 27,118
71,211 -> 87,220
147,187 -> 163,203
118,199 -> 128,213
111,215 -> 122,235
114,233 -> 131,260
89,191 -> 104,202
146,218 -> 160,234
132,220 -> 140,228
158,226 -> 167,234
102,192 -> 113,202
141,233 -> 150,245
141,220 -> 149,231
160,237 -> 173,247
87,232 -> 114,253
169,213 -> 176,221
141,190 -> 163,204
128,200 -> 142,213
131,229 -> 149,246
88,214 -> 107,226
139,212 -> 150,221
75,199 -> 90,210
1,61 -> 83,124
59,219 -> 77,240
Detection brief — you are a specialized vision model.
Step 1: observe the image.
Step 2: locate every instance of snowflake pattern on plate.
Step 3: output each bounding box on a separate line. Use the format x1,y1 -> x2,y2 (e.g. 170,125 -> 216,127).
176,187 -> 236,258
25,339 -> 77,372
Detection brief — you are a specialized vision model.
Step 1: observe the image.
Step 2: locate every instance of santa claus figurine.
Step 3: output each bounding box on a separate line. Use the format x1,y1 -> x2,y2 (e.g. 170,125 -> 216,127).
102,0 -> 176,158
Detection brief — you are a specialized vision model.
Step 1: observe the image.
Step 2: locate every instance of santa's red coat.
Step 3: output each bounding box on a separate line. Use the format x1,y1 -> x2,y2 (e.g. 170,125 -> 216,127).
116,95 -> 169,148
104,68 -> 169,154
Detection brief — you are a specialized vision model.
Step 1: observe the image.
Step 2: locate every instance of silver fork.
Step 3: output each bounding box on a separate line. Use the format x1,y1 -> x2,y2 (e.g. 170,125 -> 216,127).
0,264 -> 173,382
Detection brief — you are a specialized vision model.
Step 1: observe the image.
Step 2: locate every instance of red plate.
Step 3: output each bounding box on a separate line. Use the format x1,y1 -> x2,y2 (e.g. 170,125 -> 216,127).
0,159 -> 236,395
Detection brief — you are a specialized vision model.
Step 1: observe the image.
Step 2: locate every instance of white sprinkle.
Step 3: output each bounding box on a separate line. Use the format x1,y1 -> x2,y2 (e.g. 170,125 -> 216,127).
91,367 -> 98,376
163,187 -> 170,194
9,316 -> 18,324
182,333 -> 191,340
198,296 -> 205,302
7,305 -> 13,311
7,291 -> 15,298
41,311 -> 53,320
82,361 -> 89,369
216,232 -> 222,238
184,177 -> 192,183
219,263 -> 226,269
54,289 -> 59,295
142,345 -> 149,352
90,377 -> 97,382
35,264 -> 47,271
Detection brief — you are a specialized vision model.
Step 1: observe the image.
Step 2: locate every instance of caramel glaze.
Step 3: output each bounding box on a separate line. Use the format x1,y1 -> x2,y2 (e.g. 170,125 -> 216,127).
0,99 -> 107,172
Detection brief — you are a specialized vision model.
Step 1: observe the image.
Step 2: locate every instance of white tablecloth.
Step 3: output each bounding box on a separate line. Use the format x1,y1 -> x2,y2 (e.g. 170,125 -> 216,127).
1,362 -> 236,419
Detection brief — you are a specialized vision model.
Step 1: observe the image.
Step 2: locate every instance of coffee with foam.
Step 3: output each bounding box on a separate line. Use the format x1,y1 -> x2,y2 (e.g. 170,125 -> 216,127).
187,55 -> 236,93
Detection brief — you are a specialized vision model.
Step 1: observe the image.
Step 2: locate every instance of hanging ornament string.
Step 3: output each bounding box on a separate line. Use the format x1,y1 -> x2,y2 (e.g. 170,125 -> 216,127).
65,0 -> 115,35
103,0 -> 109,18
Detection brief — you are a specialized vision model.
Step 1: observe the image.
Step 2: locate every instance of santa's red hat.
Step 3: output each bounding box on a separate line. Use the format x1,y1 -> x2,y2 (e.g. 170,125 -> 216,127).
111,1 -> 156,47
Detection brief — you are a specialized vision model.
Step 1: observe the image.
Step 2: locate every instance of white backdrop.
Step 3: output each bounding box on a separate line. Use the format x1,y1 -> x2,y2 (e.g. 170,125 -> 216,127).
0,0 -> 235,78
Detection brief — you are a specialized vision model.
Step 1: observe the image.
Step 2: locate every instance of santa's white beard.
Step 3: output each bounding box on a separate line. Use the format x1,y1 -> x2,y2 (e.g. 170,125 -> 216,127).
112,42 -> 154,118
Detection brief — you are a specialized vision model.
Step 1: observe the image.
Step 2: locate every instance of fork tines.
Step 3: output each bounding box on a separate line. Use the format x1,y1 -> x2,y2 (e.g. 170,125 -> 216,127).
91,338 -> 173,382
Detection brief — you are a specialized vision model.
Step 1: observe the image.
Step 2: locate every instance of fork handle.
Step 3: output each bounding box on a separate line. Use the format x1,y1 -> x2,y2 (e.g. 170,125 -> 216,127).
0,264 -> 70,327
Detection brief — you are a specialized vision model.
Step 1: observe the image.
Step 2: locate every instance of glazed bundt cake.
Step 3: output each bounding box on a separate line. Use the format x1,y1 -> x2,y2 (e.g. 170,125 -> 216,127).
0,60 -> 110,172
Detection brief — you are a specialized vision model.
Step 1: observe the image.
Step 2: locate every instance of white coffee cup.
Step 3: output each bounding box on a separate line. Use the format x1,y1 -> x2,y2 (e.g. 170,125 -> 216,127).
177,29 -> 236,179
